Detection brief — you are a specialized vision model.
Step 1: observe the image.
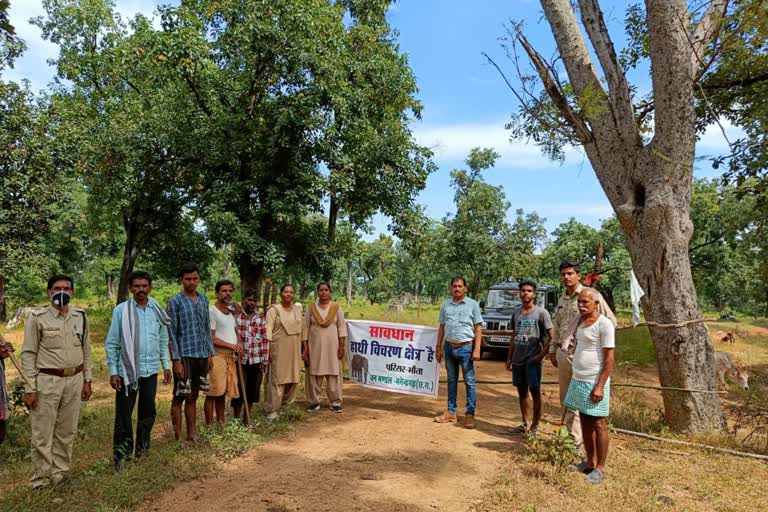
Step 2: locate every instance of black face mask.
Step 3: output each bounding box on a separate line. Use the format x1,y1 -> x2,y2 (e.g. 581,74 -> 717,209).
51,291 -> 72,307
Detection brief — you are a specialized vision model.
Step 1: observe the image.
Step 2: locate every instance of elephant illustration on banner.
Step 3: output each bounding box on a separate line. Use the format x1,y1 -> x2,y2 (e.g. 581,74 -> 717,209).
351,354 -> 369,384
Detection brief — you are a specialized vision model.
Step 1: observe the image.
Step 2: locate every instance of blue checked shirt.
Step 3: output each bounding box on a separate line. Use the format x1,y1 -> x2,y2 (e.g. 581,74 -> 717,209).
167,292 -> 215,360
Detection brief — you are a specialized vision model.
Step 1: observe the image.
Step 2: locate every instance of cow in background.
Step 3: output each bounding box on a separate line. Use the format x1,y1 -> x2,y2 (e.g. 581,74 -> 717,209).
714,352 -> 749,390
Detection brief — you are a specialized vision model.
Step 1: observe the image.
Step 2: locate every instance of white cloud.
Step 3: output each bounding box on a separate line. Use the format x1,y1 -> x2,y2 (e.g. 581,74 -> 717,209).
5,1 -> 164,90
413,119 -> 584,169
114,0 -> 166,26
696,119 -> 743,156
5,1 -> 58,88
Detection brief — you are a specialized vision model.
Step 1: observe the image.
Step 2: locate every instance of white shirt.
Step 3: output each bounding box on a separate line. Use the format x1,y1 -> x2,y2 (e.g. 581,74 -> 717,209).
572,315 -> 615,382
209,305 -> 238,346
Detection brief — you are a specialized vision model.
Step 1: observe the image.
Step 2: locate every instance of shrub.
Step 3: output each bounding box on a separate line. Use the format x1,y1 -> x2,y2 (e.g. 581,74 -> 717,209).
526,426 -> 578,474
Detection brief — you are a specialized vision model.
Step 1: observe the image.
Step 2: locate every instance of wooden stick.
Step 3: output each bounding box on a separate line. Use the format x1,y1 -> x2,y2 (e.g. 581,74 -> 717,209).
8,352 -> 34,391
262,363 -> 270,405
1,334 -> 34,390
235,357 -> 250,426
613,382 -> 726,394
616,318 -> 708,330
613,428 -> 768,461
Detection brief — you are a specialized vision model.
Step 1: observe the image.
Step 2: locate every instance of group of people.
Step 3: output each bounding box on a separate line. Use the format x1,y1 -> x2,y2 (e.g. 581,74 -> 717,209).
4,263 -> 347,488
0,259 -> 615,488
433,261 -> 616,484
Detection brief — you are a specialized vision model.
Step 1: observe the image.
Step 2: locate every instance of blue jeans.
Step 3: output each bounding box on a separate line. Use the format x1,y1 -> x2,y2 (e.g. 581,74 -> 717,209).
444,343 -> 476,415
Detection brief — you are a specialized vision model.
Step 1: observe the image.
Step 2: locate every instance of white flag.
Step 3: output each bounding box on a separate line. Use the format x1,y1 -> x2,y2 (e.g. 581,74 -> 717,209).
630,270 -> 645,327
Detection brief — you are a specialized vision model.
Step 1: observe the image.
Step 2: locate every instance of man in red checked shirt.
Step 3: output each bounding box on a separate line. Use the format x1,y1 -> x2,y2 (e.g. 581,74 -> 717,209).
232,288 -> 268,423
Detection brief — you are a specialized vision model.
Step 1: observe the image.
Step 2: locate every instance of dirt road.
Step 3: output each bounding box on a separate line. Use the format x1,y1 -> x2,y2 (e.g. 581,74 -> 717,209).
138,359 -> 569,512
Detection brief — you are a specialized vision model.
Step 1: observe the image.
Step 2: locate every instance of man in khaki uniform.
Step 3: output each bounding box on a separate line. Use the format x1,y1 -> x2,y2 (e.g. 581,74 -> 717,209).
21,275 -> 93,488
548,261 -> 615,456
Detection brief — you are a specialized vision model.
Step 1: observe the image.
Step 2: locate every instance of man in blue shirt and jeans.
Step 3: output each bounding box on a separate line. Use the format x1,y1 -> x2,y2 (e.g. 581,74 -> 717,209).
105,271 -> 172,467
434,276 -> 483,429
167,263 -> 215,446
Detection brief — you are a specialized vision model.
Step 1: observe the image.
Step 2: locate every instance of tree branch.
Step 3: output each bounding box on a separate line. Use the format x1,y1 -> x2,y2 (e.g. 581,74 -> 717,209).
539,0 -> 605,102
646,0 -> 697,149
578,0 -> 638,142
181,71 -> 213,119
690,0 -> 729,77
514,31 -> 594,145
689,236 -> 721,253
635,100 -> 655,125
701,71 -> 768,90
595,265 -> 633,275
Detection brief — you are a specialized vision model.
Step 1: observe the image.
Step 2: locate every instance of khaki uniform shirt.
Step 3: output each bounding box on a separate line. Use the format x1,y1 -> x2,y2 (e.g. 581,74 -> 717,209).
550,284 -> 617,354
21,305 -> 94,392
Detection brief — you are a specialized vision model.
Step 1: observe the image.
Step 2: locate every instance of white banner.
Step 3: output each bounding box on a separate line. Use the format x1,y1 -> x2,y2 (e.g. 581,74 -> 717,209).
346,319 -> 439,398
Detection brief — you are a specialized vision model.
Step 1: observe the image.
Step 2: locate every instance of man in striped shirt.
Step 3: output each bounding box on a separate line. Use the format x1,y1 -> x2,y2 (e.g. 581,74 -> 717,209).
167,263 -> 215,445
232,288 -> 268,423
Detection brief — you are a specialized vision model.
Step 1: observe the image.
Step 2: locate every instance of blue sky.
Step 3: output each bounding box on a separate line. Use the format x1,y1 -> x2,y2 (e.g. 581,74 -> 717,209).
6,0 -> 739,238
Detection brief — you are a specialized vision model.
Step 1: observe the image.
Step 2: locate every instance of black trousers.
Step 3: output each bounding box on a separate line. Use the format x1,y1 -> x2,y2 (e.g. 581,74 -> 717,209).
113,374 -> 158,464
231,362 -> 263,408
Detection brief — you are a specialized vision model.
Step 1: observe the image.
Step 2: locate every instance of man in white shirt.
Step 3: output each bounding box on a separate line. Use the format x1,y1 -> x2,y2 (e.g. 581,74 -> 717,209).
204,280 -> 243,428
549,260 -> 616,454
563,287 -> 615,484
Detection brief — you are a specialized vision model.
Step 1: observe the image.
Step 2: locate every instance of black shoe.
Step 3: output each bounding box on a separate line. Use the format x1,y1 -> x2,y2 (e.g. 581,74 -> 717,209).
330,405 -> 343,413
306,403 -> 321,412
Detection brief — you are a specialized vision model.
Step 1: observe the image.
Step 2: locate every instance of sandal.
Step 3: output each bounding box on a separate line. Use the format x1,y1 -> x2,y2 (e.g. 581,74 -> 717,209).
568,460 -> 594,474
585,468 -> 605,484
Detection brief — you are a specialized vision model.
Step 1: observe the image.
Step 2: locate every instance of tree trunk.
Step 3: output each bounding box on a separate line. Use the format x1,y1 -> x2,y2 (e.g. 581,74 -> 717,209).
416,278 -> 422,319
470,277 -> 480,299
239,255 -> 264,303
324,195 -> 340,282
597,283 -> 615,312
0,273 -> 6,323
262,279 -> 272,312
107,273 -> 116,301
764,288 -> 768,318
116,219 -> 141,304
626,198 -> 725,432
346,259 -> 353,306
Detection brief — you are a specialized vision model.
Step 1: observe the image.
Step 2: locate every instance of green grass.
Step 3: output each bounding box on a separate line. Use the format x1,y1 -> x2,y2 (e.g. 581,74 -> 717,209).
615,326 -> 656,367
343,300 -> 442,325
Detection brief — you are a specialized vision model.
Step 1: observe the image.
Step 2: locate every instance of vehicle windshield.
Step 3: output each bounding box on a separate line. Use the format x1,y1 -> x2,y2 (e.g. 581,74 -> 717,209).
485,289 -> 521,309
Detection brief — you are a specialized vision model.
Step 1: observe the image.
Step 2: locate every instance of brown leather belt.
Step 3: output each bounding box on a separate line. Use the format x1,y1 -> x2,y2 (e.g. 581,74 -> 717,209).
446,341 -> 472,348
39,364 -> 84,378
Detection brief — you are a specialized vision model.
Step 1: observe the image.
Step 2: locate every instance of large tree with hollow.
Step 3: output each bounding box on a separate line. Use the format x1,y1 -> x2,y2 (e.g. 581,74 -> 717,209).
493,0 -> 730,432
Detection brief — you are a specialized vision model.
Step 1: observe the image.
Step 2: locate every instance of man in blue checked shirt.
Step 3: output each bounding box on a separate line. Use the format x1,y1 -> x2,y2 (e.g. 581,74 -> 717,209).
105,270 -> 172,468
433,276 -> 483,429
166,263 -> 215,446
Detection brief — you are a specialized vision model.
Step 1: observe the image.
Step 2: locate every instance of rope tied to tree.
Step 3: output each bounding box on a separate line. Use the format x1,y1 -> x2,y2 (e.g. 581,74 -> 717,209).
616,318 -> 708,330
